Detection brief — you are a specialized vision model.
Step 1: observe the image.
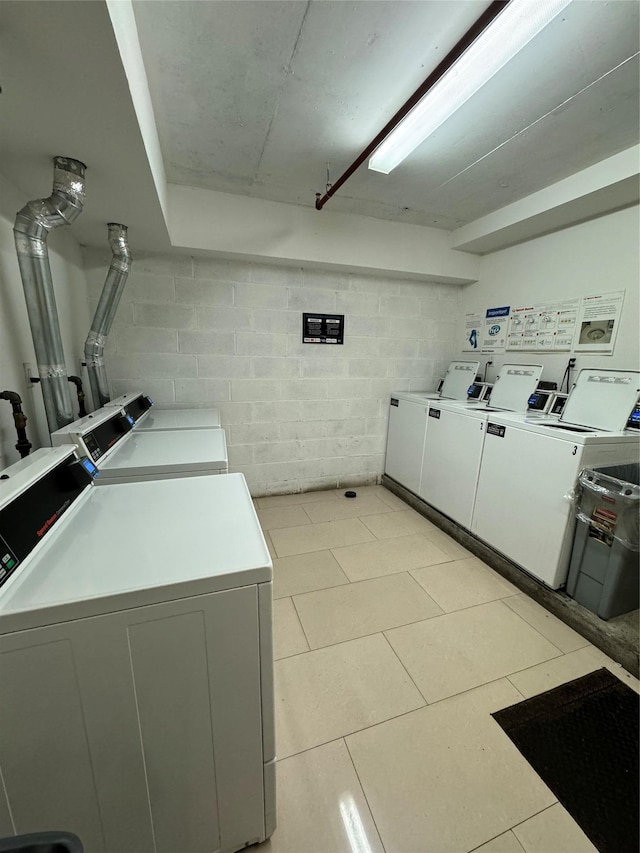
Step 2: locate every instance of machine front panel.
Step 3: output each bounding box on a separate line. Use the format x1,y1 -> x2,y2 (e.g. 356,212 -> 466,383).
384,398 -> 429,495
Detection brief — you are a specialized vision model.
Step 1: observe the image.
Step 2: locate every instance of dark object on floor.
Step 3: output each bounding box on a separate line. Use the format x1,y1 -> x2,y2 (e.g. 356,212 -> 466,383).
0,831 -> 83,853
344,490 -> 357,498
492,668 -> 639,853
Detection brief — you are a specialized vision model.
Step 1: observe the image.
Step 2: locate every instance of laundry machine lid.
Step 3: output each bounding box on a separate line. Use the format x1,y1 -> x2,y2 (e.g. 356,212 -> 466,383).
489,364 -> 544,411
440,361 -> 480,399
135,408 -> 221,431
561,369 -> 640,432
97,428 -> 228,478
0,471 -> 269,634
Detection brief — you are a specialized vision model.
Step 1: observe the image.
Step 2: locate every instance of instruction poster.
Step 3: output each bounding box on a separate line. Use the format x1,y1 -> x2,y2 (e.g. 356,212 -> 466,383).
462,311 -> 483,351
573,290 -> 625,354
507,298 -> 579,351
481,306 -> 510,353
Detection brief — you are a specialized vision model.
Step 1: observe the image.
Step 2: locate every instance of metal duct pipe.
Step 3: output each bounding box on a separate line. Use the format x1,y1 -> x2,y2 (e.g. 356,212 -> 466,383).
84,223 -> 132,408
14,156 -> 87,433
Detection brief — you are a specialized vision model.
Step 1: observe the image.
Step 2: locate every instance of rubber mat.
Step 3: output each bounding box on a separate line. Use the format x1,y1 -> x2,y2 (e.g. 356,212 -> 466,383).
492,668 -> 639,853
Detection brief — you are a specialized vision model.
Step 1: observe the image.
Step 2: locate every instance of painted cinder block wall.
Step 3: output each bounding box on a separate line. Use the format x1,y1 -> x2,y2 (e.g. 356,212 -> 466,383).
83,249 -> 461,496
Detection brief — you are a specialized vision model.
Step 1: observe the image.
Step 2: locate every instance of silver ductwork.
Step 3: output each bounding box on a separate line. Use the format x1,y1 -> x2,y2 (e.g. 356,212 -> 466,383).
14,156 -> 87,434
84,223 -> 132,408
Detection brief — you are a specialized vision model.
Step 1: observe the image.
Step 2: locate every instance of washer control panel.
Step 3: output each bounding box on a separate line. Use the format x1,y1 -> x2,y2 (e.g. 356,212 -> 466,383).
83,413 -> 135,461
124,394 -> 154,423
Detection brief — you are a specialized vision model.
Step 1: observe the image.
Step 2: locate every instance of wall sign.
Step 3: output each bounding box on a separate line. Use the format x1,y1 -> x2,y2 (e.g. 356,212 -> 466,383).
302,313 -> 344,344
481,306 -> 510,353
573,290 -> 624,354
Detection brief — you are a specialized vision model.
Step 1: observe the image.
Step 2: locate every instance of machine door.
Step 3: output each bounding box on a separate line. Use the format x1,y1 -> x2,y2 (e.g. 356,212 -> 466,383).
419,408 -> 485,529
472,426 -> 581,588
385,398 -> 429,495
0,586 -> 266,853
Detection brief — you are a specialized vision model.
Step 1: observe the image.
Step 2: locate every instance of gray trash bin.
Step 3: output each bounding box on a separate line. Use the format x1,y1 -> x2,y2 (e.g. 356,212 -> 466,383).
567,463 -> 639,620
0,832 -> 83,853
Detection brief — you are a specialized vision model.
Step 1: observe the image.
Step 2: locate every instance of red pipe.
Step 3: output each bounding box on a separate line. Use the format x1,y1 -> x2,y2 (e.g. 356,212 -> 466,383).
315,0 -> 509,210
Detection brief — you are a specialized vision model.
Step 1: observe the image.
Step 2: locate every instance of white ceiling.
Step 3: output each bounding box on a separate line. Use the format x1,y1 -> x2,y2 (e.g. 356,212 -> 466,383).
133,0 -> 640,228
0,0 -> 637,252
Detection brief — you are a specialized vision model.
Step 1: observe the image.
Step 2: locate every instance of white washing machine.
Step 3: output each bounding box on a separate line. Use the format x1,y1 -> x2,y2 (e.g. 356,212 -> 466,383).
418,364 -> 544,529
471,369 -> 640,588
383,361 -> 480,493
106,391 -> 222,432
0,446 -> 274,853
51,407 -> 228,484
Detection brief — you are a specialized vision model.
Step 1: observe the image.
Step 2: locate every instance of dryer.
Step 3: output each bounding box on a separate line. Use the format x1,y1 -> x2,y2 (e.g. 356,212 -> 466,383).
106,391 -> 222,432
0,446 -> 274,853
418,364 -> 544,529
51,407 -> 228,484
471,369 -> 640,588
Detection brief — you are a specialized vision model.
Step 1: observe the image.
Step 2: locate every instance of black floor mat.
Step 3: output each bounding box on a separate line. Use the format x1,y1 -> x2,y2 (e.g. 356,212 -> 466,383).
492,668 -> 639,853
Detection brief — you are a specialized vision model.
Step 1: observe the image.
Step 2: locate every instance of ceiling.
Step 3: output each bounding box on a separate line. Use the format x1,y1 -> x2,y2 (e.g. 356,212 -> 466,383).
0,0 -> 637,252
133,0 -> 640,229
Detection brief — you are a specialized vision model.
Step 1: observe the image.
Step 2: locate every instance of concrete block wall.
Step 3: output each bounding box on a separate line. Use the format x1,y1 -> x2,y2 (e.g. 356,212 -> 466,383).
83,249 -> 461,496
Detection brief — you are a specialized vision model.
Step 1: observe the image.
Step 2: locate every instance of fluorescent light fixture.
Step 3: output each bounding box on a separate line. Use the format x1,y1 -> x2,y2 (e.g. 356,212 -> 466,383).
368,0 -> 573,174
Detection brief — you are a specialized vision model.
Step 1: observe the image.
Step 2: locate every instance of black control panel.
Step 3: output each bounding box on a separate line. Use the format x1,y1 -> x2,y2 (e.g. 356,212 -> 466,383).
528,391 -> 551,411
626,404 -> 640,431
550,394 -> 567,416
124,395 -> 154,423
0,455 -> 98,589
467,383 -> 483,399
84,414 -> 135,462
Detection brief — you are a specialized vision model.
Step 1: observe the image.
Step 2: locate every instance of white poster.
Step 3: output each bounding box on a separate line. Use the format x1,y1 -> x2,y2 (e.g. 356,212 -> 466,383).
573,290 -> 625,353
462,312 -> 483,352
507,299 -> 579,351
481,306 -> 510,353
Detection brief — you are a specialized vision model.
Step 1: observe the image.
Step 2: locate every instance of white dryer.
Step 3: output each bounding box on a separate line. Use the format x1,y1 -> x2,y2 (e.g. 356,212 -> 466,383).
418,364 -> 544,529
0,446 -> 274,853
471,369 -> 640,588
106,391 -> 222,432
51,407 -> 228,484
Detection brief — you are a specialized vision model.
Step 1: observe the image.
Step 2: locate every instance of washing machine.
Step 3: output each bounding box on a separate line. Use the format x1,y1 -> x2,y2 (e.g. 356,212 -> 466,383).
106,391 -> 222,432
50,406 -> 228,484
471,369 -> 640,588
383,361 -> 480,493
0,446 -> 274,853
418,364 -> 544,529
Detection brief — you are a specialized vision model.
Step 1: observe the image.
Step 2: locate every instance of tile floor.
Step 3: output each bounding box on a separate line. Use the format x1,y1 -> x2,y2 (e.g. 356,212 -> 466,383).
256,485 -> 639,853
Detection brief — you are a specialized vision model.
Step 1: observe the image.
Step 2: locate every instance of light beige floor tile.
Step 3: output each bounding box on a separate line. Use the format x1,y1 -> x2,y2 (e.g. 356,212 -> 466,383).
257,504 -> 311,531
256,490 -> 340,508
411,557 -> 519,612
256,740 -> 384,853
263,531 -> 276,560
513,804 -> 597,853
294,573 -> 443,649
472,831 -> 526,853
421,526 -> 472,560
273,550 -> 349,599
386,600 -> 562,703
275,633 -> 425,758
508,644 -> 640,698
303,494 -> 393,523
332,533 -> 451,582
270,518 -> 375,557
503,594 -> 590,654
346,679 -> 556,853
273,598 -> 309,660
335,484 -> 409,511
361,508 -> 441,539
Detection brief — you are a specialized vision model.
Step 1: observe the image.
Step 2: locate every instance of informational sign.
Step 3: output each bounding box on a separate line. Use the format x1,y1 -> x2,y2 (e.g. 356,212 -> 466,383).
462,312 -> 483,351
481,306 -> 510,353
507,299 -> 579,351
302,313 -> 344,344
573,290 -> 625,354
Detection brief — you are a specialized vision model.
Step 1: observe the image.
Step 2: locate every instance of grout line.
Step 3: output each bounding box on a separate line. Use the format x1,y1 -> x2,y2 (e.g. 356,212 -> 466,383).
466,829 -> 527,853
343,737 -> 389,853
509,801 -> 561,836
506,675 -> 527,700
502,595 -> 590,651
380,631 -> 430,705
290,594 -> 313,650
496,598 -> 566,657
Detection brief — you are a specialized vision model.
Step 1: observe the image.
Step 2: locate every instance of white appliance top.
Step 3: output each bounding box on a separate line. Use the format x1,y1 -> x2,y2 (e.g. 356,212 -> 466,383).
98,428 -> 228,478
561,368 -> 640,432
105,392 -> 145,408
0,465 -> 270,634
486,363 -> 544,411
483,410 -> 640,446
136,408 -> 222,431
439,361 -> 480,399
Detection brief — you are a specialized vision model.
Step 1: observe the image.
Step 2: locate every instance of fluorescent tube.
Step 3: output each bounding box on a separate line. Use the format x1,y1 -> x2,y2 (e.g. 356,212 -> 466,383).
368,0 -> 573,174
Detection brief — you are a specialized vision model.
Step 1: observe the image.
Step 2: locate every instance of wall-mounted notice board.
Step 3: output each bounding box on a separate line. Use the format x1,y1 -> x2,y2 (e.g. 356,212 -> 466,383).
302,313 -> 344,344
